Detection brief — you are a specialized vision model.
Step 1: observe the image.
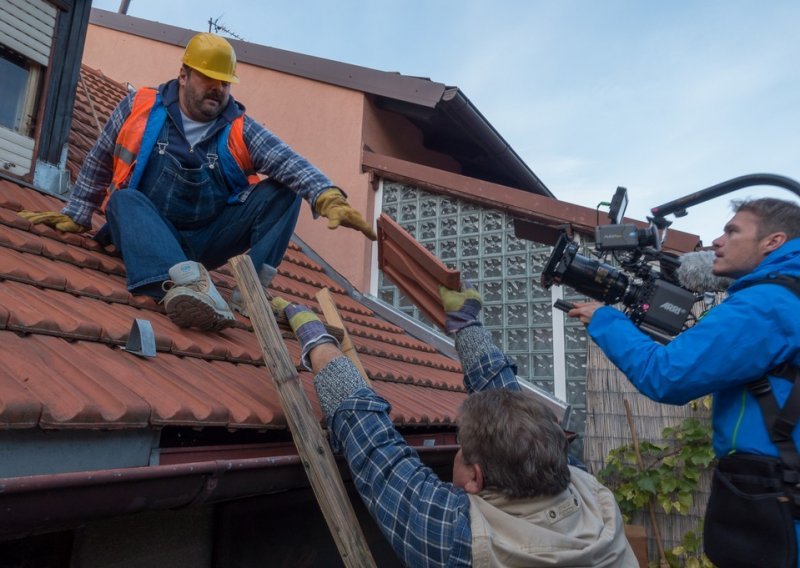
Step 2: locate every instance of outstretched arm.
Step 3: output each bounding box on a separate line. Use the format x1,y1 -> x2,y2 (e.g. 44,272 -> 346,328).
243,119 -> 376,240
273,296 -> 472,567
440,284 -> 521,394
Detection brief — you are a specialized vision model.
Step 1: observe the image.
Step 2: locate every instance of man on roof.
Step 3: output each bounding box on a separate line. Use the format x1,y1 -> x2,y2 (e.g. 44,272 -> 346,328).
273,285 -> 637,567
20,32 -> 375,332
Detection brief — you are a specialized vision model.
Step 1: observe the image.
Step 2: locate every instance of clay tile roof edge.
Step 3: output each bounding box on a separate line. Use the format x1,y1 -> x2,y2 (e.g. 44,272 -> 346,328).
290,233 -> 459,361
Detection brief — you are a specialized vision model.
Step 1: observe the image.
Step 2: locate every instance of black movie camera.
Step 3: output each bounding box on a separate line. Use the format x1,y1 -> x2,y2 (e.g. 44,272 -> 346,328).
538,187 -> 696,344
519,174 -> 800,344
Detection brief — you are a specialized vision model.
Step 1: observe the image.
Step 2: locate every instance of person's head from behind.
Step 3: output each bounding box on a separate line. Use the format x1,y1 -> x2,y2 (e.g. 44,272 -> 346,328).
453,389 -> 570,498
178,33 -> 239,121
712,198 -> 800,278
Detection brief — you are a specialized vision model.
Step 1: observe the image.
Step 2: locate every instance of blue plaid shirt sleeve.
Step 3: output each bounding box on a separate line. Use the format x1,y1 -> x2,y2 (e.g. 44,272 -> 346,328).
329,389 -> 473,567
463,345 -> 522,394
242,116 -> 334,212
62,93 -> 135,228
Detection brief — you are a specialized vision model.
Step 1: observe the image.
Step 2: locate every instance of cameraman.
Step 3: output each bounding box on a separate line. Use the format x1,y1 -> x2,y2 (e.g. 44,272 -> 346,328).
568,197 -> 800,567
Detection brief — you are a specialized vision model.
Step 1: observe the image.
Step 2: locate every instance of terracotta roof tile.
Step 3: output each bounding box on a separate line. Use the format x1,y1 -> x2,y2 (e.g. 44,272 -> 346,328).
0,247 -> 67,289
0,333 -> 150,428
283,244 -> 325,271
0,179 -> 64,212
0,301 -> 8,329
0,182 -> 465,434
64,268 -> 131,302
0,368 -> 41,428
2,282 -> 101,340
377,213 -> 460,329
362,353 -> 464,391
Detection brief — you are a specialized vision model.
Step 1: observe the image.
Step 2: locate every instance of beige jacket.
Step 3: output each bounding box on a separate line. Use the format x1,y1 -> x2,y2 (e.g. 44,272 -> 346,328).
468,466 -> 638,567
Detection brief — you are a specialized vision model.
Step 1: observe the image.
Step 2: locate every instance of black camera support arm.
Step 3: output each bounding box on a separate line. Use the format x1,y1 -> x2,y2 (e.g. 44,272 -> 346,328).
650,173 -> 800,221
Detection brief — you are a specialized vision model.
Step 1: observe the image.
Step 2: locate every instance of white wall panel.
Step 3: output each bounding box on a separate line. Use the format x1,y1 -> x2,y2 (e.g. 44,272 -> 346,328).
0,0 -> 57,66
0,125 -> 34,176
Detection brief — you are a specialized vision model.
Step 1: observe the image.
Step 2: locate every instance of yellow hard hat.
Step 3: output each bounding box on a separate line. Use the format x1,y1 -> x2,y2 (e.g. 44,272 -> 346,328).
181,33 -> 239,84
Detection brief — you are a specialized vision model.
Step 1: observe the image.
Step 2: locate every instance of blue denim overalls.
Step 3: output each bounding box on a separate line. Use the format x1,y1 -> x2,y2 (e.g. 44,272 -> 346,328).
103,118 -> 301,296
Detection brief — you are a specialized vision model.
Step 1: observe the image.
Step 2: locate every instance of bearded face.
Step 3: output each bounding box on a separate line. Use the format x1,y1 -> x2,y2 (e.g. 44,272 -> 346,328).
178,66 -> 231,121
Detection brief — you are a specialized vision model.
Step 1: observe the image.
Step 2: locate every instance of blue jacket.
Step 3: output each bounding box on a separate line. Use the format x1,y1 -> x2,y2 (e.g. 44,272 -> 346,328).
588,237 -> 800,458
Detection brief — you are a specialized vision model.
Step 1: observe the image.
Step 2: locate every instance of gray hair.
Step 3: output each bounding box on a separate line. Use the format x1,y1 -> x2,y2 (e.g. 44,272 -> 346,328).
458,389 -> 571,498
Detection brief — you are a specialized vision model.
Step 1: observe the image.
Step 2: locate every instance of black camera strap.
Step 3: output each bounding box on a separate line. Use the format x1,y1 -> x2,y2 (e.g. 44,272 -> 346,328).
748,365 -> 800,472
738,275 -> 800,472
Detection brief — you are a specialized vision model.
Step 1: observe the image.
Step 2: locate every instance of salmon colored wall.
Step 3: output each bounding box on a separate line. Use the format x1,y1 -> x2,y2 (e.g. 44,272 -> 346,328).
82,25 -> 375,290
362,98 -> 460,173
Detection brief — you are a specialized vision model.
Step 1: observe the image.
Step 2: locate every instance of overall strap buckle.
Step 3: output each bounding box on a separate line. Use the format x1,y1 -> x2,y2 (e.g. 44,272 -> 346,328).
206,152 -> 218,170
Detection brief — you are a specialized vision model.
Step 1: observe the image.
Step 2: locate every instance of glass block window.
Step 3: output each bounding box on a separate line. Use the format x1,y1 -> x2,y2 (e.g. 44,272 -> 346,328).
379,180 -> 590,454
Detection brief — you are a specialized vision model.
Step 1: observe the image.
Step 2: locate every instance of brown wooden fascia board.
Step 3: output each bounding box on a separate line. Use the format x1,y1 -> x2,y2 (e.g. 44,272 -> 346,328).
362,150 -> 701,253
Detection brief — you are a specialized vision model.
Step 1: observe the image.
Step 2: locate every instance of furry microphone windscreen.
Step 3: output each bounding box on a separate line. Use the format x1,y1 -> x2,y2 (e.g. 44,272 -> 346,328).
676,250 -> 733,293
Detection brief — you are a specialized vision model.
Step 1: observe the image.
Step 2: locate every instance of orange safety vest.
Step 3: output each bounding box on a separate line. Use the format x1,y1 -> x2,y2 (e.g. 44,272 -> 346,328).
101,87 -> 260,211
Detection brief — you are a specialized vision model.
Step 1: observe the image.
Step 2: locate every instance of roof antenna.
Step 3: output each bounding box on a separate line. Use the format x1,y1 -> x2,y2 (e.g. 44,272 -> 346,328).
208,16 -> 245,41
118,0 -> 130,14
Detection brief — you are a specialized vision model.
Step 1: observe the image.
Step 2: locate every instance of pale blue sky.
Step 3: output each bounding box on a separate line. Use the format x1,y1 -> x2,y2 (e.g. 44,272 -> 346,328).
90,0 -> 800,244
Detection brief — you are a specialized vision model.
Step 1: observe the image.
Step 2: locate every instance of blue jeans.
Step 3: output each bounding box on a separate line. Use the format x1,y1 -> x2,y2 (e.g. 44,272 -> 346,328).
103,180 -> 301,297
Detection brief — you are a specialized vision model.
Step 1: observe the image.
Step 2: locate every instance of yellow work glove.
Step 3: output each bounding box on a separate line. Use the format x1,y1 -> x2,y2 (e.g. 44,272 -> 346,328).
18,211 -> 88,233
314,188 -> 377,241
439,284 -> 483,333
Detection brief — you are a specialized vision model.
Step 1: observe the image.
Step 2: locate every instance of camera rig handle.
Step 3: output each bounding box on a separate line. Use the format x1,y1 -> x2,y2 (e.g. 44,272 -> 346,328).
650,173 -> 800,220
553,299 -> 576,313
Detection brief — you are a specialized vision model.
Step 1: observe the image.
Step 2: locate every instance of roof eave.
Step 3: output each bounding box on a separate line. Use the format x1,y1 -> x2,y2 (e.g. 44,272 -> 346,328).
362,150 -> 701,253
436,89 -> 553,197
0,446 -> 458,538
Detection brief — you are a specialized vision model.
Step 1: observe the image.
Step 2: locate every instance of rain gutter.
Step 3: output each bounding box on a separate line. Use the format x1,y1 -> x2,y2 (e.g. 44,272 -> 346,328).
0,446 -> 458,538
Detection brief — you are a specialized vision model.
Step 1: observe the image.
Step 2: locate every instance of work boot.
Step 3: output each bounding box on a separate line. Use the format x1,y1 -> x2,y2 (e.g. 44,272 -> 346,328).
230,264 -> 277,317
162,261 -> 235,331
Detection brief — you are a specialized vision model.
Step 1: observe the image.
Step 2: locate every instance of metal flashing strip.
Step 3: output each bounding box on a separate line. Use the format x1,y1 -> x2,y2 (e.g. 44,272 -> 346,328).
0,429 -> 159,478
122,318 -> 156,358
358,293 -> 456,361
289,234 -> 357,296
0,169 -> 61,195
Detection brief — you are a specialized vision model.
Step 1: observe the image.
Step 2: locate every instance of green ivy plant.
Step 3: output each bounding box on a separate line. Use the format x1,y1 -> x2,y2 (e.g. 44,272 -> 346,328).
666,528 -> 712,568
598,417 -> 716,567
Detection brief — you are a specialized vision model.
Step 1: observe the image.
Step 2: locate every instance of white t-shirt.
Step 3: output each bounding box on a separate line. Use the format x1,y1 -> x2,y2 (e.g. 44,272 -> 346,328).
180,110 -> 215,149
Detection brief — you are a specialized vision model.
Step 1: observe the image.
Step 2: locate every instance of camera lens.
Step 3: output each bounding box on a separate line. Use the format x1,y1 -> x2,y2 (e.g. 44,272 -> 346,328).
541,234 -> 630,304
560,255 -> 629,304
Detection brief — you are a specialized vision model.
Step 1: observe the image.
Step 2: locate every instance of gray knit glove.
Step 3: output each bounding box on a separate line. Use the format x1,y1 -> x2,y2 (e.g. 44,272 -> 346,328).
272,296 -> 338,369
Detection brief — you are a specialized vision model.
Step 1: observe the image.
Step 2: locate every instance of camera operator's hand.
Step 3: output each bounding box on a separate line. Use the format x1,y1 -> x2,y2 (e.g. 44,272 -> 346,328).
568,301 -> 604,326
